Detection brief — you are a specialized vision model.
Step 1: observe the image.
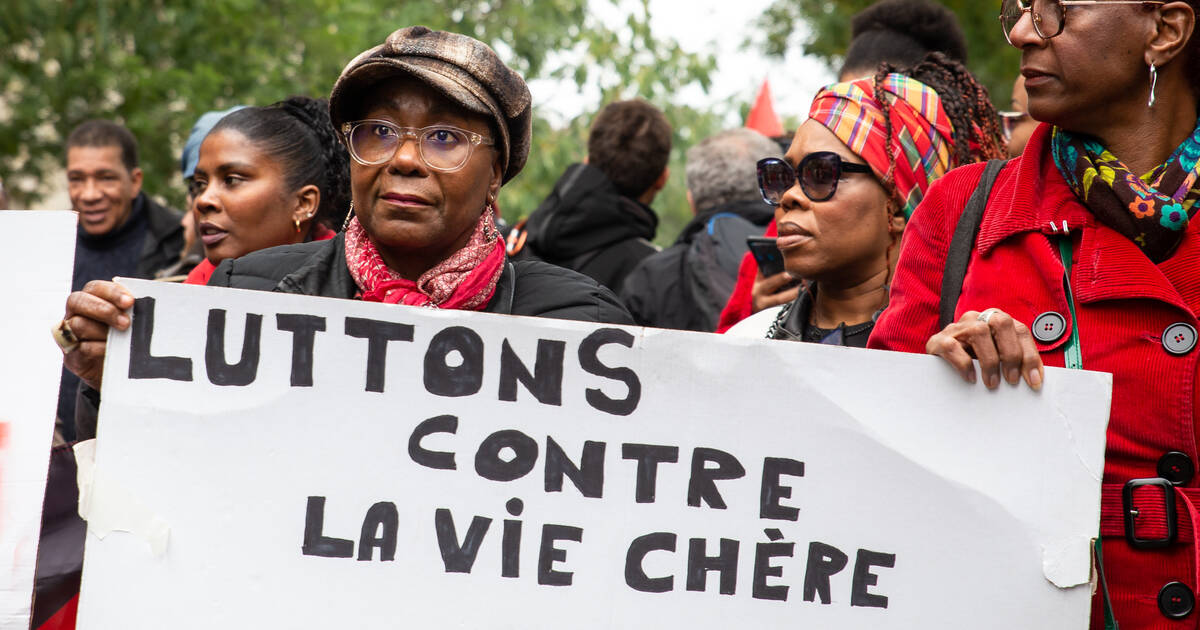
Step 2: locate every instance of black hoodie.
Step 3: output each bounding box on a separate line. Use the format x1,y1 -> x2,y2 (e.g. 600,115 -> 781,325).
524,163 -> 658,294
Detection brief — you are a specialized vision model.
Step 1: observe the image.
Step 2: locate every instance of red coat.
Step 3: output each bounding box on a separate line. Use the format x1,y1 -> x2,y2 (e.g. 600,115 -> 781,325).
871,124 -> 1200,628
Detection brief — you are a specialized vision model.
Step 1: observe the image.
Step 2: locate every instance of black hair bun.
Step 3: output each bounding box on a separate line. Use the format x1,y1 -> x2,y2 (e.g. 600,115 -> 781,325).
273,96 -> 352,230
850,0 -> 968,64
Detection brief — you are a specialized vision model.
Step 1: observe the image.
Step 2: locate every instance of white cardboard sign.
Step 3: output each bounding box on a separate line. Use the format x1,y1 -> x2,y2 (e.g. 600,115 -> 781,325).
0,211 -> 77,629
78,278 -> 1111,629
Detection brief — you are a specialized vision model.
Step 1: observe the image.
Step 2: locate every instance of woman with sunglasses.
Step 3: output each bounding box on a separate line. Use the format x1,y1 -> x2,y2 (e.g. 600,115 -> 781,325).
870,1 -> 1199,625
57,27 -> 632,431
728,53 -> 1004,343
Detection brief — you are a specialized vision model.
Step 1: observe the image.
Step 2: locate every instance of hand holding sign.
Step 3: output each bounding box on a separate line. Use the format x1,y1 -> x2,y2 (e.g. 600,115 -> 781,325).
926,308 -> 1044,390
61,279 -> 134,390
78,279 -> 1110,629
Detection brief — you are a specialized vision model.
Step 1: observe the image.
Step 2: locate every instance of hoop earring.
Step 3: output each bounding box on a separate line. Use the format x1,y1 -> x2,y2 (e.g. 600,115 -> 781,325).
1148,62 -> 1158,108
341,200 -> 355,231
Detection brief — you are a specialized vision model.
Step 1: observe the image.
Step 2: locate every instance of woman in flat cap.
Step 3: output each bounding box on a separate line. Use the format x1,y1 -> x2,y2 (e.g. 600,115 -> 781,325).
57,27 -> 633,434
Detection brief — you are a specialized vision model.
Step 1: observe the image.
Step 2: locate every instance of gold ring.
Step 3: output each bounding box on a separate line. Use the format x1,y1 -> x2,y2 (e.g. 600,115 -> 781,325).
52,318 -> 81,354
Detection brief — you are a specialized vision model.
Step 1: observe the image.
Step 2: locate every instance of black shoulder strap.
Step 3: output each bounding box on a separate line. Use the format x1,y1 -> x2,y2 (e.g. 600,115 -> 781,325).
502,262 -> 516,314
937,159 -> 1008,330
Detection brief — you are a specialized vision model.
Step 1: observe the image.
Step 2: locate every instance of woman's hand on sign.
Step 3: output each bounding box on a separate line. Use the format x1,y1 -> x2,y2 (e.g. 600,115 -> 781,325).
925,308 -> 1043,391
751,271 -> 801,314
62,280 -> 134,390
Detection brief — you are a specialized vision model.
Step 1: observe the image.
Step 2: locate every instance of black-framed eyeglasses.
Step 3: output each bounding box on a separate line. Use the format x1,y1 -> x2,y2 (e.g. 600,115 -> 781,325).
340,120 -> 494,172
757,154 -> 875,205
999,0 -> 1165,46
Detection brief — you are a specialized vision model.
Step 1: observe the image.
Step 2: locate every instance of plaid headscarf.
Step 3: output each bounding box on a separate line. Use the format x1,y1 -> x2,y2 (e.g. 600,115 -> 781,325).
809,74 -> 958,218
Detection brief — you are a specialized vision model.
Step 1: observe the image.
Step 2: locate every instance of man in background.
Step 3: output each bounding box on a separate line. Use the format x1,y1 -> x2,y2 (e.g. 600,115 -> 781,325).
516,99 -> 670,295
620,129 -> 781,331
57,120 -> 183,439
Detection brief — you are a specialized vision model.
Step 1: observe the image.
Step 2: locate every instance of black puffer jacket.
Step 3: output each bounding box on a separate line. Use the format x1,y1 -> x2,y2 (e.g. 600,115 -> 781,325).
522,163 -> 658,295
620,199 -> 774,332
206,233 -> 634,324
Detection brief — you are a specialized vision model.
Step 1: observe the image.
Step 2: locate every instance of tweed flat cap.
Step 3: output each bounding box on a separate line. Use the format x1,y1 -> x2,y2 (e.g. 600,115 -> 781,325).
329,26 -> 532,183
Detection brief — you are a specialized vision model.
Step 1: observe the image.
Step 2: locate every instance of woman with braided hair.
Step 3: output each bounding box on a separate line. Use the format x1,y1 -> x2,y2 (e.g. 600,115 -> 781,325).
870,1 -> 1200,625
728,53 -> 1004,343
183,95 -> 351,285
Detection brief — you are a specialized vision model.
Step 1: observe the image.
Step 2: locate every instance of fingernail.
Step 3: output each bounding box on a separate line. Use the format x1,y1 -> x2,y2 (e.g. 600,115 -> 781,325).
1007,368 -> 1020,385
1029,369 -> 1043,391
988,373 -> 1000,389
966,369 -> 977,384
117,315 -> 130,328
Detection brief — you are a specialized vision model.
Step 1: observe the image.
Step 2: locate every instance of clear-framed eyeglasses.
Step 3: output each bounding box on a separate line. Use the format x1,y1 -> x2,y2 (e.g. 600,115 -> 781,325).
999,0 -> 1165,46
340,120 -> 494,172
998,111 -> 1031,141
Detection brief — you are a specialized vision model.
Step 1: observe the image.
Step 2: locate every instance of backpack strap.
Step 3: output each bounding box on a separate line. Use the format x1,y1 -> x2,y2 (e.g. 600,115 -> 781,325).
937,159 -> 1009,330
502,262 -> 516,314
486,262 -> 517,315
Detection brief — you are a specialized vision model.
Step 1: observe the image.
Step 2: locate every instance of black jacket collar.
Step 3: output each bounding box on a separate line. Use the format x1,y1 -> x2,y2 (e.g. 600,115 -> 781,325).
674,198 -> 775,246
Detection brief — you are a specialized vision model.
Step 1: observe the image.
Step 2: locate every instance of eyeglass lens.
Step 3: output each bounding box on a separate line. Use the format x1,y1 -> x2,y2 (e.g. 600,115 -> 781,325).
758,160 -> 793,205
757,154 -> 844,205
1000,0 -> 1064,42
800,155 -> 839,201
348,122 -> 473,170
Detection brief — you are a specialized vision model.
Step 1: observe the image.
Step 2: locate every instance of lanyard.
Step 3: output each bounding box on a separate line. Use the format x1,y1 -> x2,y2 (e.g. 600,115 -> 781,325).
1058,238 -> 1084,370
1059,236 -> 1118,630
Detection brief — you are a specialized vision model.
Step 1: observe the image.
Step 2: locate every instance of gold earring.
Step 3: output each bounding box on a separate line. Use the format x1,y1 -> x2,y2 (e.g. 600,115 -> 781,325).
342,200 -> 355,231
294,217 -> 302,233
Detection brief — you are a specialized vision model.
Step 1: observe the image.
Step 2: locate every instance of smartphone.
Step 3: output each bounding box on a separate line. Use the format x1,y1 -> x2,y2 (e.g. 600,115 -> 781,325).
746,236 -> 786,277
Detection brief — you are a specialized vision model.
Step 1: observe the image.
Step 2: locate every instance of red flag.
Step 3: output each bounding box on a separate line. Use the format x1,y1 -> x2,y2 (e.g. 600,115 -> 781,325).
745,80 -> 784,138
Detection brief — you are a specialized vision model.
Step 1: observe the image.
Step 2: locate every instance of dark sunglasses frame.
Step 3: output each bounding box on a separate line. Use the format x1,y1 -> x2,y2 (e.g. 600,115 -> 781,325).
757,154 -> 875,205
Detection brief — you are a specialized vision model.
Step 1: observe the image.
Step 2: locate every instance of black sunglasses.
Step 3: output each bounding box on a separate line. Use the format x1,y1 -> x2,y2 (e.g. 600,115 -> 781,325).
757,153 -> 875,205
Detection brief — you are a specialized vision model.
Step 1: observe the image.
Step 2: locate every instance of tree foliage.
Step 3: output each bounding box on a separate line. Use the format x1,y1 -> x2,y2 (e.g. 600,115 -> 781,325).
0,0 -> 720,243
758,0 -> 1021,107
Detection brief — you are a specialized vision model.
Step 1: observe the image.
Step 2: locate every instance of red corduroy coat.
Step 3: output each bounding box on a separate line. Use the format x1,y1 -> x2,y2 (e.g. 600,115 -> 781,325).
870,124 -> 1200,629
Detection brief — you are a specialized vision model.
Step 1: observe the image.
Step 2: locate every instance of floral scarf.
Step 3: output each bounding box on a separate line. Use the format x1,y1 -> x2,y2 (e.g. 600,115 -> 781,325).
344,204 -> 505,310
1051,118 -> 1200,262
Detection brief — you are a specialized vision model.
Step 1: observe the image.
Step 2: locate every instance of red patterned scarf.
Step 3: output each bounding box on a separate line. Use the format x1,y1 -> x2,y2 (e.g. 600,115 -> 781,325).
809,74 -> 963,218
344,204 -> 505,310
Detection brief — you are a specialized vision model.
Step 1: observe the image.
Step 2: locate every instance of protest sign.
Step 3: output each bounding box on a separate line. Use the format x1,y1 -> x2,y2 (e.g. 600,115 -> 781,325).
0,211 -> 76,629
77,278 -> 1111,629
